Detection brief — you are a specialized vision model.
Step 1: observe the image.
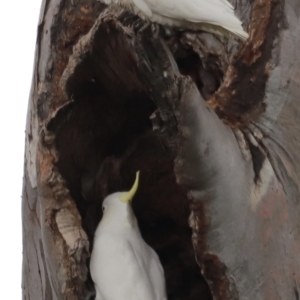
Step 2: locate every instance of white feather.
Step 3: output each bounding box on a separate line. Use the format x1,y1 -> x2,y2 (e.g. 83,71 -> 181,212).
132,0 -> 153,17
104,0 -> 248,40
90,192 -> 167,300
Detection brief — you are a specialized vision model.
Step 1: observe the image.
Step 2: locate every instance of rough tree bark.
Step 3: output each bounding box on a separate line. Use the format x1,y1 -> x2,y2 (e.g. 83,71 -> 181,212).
22,0 -> 300,299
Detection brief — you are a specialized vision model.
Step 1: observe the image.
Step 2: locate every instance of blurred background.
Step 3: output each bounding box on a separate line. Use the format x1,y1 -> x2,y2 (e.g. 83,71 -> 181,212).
0,0 -> 41,298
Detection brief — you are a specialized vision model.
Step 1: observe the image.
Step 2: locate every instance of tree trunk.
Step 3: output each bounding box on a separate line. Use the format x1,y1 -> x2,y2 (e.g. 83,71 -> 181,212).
22,0 -> 300,299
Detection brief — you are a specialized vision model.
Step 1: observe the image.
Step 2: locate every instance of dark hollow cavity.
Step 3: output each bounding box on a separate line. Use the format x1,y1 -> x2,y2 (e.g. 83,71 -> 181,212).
50,23 -> 212,300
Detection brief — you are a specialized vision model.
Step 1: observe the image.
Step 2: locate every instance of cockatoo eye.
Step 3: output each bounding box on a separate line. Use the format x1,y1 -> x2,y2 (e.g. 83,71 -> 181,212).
102,207 -> 105,212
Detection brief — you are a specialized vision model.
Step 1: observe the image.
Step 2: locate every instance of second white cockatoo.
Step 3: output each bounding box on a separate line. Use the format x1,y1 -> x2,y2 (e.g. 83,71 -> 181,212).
90,171 -> 167,300
101,0 -> 249,40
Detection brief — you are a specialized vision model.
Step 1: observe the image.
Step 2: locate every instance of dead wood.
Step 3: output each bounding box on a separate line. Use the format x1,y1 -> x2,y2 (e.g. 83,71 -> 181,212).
23,0 -> 300,299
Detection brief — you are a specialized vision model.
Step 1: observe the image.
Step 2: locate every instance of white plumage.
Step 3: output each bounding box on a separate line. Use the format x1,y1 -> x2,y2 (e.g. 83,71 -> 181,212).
102,0 -> 249,40
90,172 -> 167,300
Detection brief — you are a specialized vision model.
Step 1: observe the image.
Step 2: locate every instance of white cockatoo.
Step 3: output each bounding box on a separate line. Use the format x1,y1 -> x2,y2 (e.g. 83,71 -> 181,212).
101,0 -> 249,40
90,171 -> 167,300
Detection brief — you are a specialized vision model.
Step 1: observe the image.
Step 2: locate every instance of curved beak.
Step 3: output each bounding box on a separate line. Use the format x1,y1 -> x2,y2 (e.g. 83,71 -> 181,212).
120,171 -> 140,203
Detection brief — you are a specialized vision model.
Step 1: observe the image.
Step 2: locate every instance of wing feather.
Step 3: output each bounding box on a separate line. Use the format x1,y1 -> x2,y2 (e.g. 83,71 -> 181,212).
148,247 -> 167,300
142,0 -> 248,39
132,0 -> 153,17
90,233 -> 161,300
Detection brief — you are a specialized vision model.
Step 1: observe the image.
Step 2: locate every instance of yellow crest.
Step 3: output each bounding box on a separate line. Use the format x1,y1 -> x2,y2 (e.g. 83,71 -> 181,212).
120,171 -> 140,203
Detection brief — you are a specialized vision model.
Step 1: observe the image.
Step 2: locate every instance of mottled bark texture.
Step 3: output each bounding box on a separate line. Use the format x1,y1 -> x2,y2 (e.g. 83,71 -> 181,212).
23,0 -> 300,299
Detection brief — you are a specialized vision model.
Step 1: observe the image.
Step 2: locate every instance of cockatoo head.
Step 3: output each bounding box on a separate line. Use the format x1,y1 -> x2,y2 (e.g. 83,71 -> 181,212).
100,171 -> 140,225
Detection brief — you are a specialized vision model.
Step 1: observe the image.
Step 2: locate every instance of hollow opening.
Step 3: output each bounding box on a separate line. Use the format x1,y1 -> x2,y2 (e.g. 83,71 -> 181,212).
176,52 -> 223,101
50,24 -> 213,300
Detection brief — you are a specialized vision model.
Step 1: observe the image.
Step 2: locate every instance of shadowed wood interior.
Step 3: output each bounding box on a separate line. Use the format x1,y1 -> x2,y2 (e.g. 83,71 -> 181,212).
49,24 -> 213,299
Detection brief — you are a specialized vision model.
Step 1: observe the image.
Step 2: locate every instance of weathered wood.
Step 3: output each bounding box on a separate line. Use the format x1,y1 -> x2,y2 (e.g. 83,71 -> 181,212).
23,0 -> 300,299
23,1 -> 105,299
